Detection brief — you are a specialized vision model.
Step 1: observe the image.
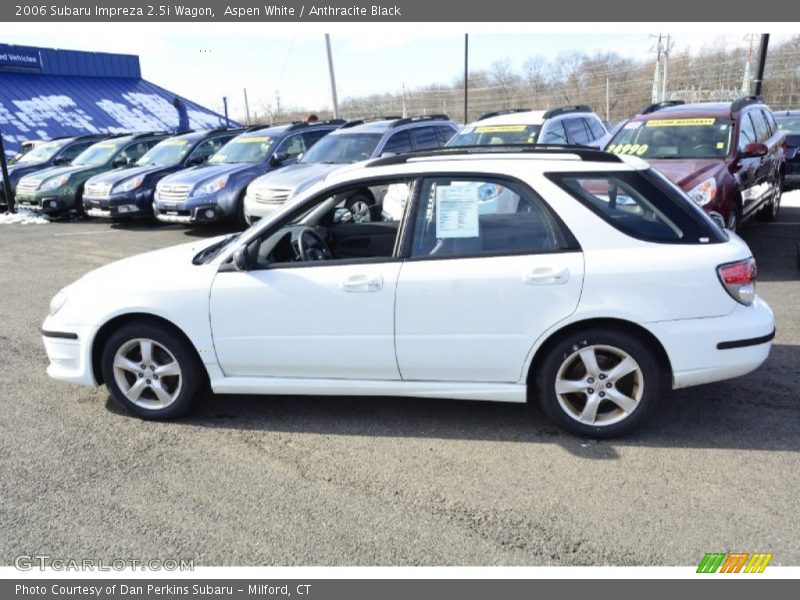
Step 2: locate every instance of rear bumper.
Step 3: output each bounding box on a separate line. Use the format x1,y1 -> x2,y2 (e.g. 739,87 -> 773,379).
645,296 -> 775,389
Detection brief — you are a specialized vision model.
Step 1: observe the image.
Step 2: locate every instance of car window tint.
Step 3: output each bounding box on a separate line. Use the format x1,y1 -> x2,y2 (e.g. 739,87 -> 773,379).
301,129 -> 330,148
381,130 -> 413,155
276,134 -> 306,159
547,170 -> 726,244
541,121 -> 568,144
738,114 -> 758,150
410,177 -> 560,258
764,110 -> 779,134
750,110 -> 771,143
586,118 -> 606,140
189,138 -> 224,162
58,141 -> 93,161
437,126 -> 456,144
119,142 -> 151,162
564,119 -> 591,145
411,126 -> 440,150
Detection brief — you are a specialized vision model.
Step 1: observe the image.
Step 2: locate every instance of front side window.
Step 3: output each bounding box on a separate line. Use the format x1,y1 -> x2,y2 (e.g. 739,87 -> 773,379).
608,117 -> 733,158
750,110 -> 771,143
547,170 -> 726,244
275,134 -> 306,160
381,131 -> 412,155
410,177 -> 561,259
187,137 -> 228,163
738,114 -> 758,150
411,126 -> 441,150
57,141 -> 94,162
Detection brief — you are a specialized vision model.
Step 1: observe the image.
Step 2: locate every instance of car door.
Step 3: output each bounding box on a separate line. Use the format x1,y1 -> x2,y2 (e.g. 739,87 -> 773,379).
394,176 -> 584,383
208,180 -> 409,380
741,110 -> 772,215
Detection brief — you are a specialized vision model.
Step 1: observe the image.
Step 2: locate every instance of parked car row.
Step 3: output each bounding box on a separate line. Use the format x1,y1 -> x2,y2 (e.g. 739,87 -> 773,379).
4,97 -> 793,238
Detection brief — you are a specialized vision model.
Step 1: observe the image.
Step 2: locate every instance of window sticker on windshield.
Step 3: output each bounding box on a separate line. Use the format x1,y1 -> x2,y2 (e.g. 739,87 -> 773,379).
241,137 -> 271,143
435,184 -> 480,239
716,142 -> 725,149
161,140 -> 189,146
646,118 -> 716,127
623,121 -> 642,129
474,125 -> 527,133
607,143 -> 648,156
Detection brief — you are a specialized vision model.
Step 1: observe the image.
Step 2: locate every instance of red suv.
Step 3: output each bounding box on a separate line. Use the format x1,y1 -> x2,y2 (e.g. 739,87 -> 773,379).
605,97 -> 785,231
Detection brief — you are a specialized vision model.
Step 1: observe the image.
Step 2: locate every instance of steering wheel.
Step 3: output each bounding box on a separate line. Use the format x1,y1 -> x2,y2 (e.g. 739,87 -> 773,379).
691,143 -> 716,155
296,227 -> 333,261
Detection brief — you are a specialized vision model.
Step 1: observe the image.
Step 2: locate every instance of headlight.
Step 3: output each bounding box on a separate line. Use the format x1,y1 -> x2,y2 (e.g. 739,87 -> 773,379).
49,291 -> 69,317
114,175 -> 144,193
687,177 -> 717,207
478,183 -> 504,201
40,175 -> 70,191
195,175 -> 229,196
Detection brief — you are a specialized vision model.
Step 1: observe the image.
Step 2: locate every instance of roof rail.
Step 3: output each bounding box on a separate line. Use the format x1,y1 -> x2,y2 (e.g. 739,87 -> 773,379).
640,100 -> 685,115
542,105 -> 593,119
285,118 -> 347,132
340,116 -> 403,129
477,108 -> 533,121
244,124 -> 272,132
365,143 -> 623,168
731,95 -> 763,114
205,126 -> 247,134
390,114 -> 450,128
129,131 -> 170,139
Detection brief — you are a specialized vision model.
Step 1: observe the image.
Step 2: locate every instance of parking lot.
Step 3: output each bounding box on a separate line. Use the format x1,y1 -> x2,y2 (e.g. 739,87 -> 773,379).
1,194 -> 798,567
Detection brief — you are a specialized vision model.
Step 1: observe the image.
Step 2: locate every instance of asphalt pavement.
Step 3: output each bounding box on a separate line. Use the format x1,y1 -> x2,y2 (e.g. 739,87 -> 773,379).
1,194 -> 798,566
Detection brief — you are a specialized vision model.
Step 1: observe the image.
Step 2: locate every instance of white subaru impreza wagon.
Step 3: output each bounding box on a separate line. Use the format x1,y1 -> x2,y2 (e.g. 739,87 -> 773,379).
41,146 -> 774,437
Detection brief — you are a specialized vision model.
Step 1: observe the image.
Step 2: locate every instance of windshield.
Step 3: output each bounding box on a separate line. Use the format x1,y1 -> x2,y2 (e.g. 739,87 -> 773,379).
73,141 -> 122,166
208,136 -> 273,164
447,124 -> 542,146
300,133 -> 382,164
137,138 -> 192,166
17,141 -> 65,164
607,118 -> 733,159
774,115 -> 800,133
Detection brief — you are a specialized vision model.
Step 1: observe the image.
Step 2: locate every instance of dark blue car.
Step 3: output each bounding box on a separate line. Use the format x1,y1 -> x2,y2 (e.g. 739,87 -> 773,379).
82,128 -> 242,220
153,120 -> 344,227
1,134 -> 106,209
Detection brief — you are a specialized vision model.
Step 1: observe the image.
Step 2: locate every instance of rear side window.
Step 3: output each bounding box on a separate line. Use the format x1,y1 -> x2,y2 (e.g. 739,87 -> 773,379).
546,170 -> 726,244
381,131 -> 413,155
437,126 -> 456,144
564,119 -> 591,145
750,110 -> 771,143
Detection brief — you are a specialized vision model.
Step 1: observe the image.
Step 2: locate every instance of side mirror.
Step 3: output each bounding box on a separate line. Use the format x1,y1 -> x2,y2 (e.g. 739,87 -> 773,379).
52,156 -> 70,165
333,207 -> 353,224
232,246 -> 249,271
742,142 -> 768,158
270,152 -> 288,167
112,156 -> 127,167
186,155 -> 206,166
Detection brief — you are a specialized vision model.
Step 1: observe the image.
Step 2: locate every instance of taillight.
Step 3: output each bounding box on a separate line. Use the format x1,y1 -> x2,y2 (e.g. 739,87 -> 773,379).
717,258 -> 757,305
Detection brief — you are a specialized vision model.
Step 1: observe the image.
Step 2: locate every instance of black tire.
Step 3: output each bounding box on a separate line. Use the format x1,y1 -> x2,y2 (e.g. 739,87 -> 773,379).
235,191 -> 248,230
101,320 -> 204,420
345,191 -> 376,223
757,176 -> 782,222
726,196 -> 742,232
534,327 -> 666,438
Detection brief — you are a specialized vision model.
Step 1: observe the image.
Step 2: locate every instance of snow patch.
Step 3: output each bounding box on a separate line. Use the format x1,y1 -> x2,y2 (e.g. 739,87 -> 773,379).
0,208 -> 50,225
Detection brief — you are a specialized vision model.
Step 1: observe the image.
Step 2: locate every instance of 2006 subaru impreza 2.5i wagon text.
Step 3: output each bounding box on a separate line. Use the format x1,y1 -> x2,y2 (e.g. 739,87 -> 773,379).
41,145 -> 775,437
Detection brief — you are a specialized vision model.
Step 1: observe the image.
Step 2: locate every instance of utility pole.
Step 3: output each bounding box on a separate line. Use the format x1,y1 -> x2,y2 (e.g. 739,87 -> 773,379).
754,34 -> 770,96
325,34 -> 339,119
401,83 -> 407,118
0,127 -> 14,213
651,34 -> 662,103
222,96 -> 229,127
662,34 -> 672,102
606,77 -> 610,122
243,88 -> 251,125
464,33 -> 469,123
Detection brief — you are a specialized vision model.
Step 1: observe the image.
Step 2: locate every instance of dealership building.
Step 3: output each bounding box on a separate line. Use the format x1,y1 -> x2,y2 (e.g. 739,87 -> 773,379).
0,43 -> 230,153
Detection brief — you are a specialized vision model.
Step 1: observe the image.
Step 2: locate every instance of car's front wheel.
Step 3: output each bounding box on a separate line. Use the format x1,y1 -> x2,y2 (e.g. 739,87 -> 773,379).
101,320 -> 203,419
534,328 -> 665,437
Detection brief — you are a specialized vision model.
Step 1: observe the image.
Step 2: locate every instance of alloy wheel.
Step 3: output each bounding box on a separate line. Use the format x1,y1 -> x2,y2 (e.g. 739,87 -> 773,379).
112,338 -> 183,410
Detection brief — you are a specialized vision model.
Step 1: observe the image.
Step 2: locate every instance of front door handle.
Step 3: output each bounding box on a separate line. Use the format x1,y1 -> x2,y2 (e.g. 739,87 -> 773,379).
523,267 -> 570,285
341,274 -> 383,292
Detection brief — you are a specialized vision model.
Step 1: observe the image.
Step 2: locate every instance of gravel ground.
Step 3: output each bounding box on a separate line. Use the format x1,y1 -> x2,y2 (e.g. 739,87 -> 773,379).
0,194 -> 798,566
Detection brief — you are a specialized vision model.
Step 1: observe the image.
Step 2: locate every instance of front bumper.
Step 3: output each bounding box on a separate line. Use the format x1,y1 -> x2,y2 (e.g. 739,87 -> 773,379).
83,190 -> 154,219
41,321 -> 99,387
645,296 -> 775,389
243,193 -> 284,220
15,191 -> 73,215
153,191 -> 228,224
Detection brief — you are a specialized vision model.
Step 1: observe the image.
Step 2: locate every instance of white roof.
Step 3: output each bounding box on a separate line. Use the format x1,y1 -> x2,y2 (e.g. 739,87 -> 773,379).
470,110 -> 548,126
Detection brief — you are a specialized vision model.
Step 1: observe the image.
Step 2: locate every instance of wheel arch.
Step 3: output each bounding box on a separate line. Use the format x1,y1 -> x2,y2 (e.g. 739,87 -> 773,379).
525,317 -> 674,389
91,312 -> 208,385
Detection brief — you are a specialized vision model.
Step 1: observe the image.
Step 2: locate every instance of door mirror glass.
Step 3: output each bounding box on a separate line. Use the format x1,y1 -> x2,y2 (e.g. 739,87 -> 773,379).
270,152 -> 288,167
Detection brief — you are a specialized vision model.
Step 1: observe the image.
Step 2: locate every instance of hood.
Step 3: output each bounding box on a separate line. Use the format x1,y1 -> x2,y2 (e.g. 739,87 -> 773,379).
5,161 -> 47,179
89,164 -> 168,185
647,158 -> 726,190
249,162 -> 341,192
161,162 -> 255,187
24,164 -> 94,182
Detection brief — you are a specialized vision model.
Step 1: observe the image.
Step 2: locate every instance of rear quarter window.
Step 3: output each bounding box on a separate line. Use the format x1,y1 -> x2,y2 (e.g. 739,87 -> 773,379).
546,169 -> 726,244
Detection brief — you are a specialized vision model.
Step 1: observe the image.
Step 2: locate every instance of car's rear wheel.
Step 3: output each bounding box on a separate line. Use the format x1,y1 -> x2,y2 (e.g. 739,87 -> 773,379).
758,176 -> 782,222
534,328 -> 665,437
101,321 -> 203,419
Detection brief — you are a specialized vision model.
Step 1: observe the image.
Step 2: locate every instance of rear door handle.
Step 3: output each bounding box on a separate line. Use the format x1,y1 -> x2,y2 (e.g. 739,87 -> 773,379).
341,274 -> 383,292
523,267 -> 570,285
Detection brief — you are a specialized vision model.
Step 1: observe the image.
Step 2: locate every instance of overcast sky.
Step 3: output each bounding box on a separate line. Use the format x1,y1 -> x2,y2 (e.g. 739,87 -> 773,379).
2,24 -> 791,119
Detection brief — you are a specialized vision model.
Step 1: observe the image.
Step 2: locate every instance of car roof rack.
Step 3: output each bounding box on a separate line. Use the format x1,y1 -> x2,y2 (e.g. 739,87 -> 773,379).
390,114 -> 450,128
285,119 -> 348,132
366,143 -> 623,168
204,126 -> 247,135
640,100 -> 685,114
731,95 -> 763,114
128,131 -> 170,139
340,116 -> 404,129
542,105 -> 593,119
477,108 -> 533,121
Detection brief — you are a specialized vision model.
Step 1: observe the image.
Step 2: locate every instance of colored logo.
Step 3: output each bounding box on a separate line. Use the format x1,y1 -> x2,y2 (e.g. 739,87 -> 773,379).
697,552 -> 773,573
